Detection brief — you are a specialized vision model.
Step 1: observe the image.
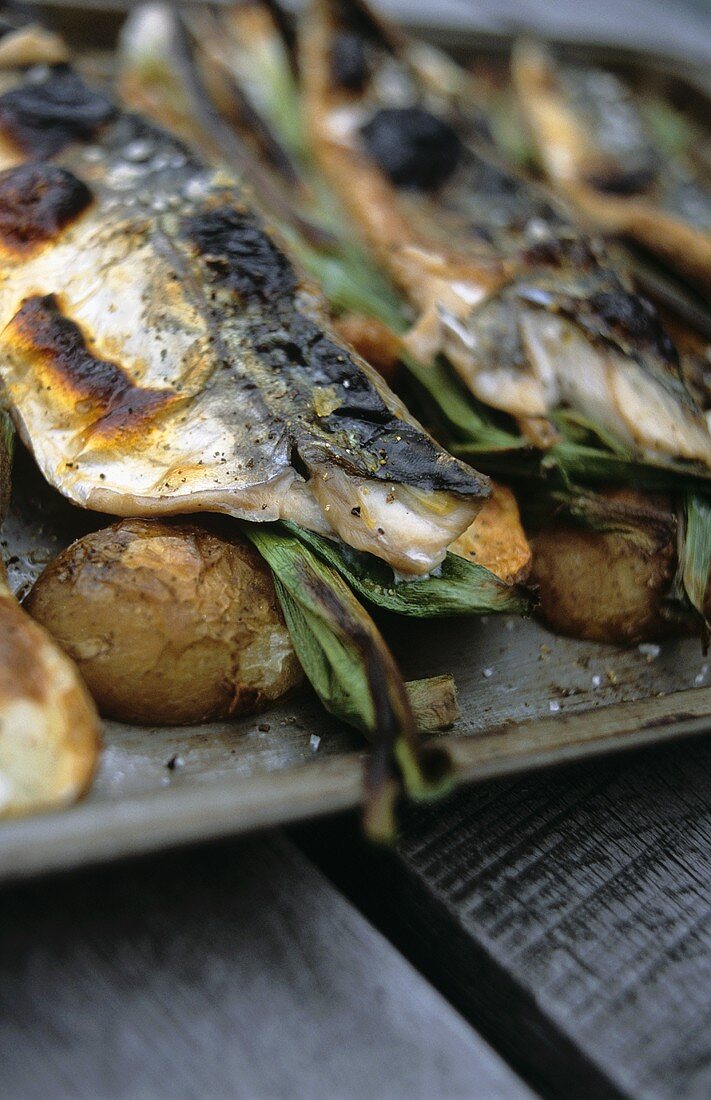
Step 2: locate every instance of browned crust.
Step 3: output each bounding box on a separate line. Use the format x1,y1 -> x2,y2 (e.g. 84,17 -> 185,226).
7,294 -> 178,441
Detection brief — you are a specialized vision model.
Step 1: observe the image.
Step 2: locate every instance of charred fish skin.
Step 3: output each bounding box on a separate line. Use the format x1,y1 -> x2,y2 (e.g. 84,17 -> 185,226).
0,63 -> 489,575
302,0 -> 711,469
511,42 -> 711,293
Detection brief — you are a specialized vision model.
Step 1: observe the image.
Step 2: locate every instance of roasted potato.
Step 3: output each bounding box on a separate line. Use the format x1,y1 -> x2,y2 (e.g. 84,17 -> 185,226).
0,563 -> 99,818
25,519 -> 303,726
529,489 -> 690,644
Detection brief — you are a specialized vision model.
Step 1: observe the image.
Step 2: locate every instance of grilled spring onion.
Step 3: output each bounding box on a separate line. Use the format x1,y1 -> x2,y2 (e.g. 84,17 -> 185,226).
678,493 -> 711,631
243,523 -> 452,840
0,407 -> 12,521
285,521 -> 530,617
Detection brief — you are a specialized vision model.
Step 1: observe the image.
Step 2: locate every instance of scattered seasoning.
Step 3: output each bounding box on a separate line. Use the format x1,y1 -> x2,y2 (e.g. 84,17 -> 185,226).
165,754 -> 184,770
638,643 -> 661,661
548,700 -> 561,713
309,734 -> 321,752
592,674 -> 602,688
482,667 -> 494,679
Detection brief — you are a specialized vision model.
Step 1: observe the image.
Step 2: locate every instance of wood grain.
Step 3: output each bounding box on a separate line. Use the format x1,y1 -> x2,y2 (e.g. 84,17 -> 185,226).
0,833 -> 535,1100
297,738 -> 711,1100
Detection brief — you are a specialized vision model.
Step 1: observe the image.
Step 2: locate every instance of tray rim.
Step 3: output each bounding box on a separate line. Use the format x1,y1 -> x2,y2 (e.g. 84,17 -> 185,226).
1,684 -> 710,884
1,5 -> 711,882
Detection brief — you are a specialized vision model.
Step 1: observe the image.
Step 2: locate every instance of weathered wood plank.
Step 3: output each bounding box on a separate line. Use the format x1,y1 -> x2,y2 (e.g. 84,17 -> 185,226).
0,833 -> 535,1100
297,738 -> 711,1100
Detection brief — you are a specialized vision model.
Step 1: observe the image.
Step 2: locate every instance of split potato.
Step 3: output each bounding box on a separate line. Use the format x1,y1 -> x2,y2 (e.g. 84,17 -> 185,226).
0,563 -> 99,818
26,519 -> 303,726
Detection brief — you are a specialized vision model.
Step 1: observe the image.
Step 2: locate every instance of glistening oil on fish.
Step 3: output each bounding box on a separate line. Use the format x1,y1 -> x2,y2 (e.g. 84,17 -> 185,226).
0,63 -> 490,576
302,0 -> 711,470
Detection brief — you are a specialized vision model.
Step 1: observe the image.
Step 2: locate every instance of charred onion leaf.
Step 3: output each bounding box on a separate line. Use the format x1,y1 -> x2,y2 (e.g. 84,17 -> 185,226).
679,493 -> 711,632
242,523 -> 452,841
284,522 -> 532,617
0,405 -> 13,521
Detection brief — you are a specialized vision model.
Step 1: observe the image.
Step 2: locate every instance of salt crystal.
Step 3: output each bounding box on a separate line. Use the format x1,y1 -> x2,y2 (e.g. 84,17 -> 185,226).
482,667 -> 494,679
548,700 -> 560,713
310,734 -> 321,752
124,137 -> 155,163
638,643 -> 661,659
592,674 -> 602,688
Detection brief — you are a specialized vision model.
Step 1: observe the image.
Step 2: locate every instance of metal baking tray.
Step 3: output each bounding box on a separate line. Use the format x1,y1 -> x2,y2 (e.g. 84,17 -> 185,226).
2,4 -> 711,882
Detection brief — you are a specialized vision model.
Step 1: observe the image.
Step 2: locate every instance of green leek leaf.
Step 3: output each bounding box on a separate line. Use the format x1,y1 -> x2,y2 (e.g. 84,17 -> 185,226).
285,522 -> 532,617
242,523 -> 453,840
681,492 -> 711,626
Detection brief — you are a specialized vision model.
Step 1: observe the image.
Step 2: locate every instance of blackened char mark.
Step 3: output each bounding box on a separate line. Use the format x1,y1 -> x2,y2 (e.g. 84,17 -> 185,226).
9,294 -> 173,436
523,233 -> 596,270
184,206 -> 297,303
0,69 -> 116,159
330,32 -> 370,91
360,107 -> 462,191
0,162 -> 91,254
248,311 -> 487,496
251,313 -> 391,422
586,167 -> 656,196
590,287 -> 678,366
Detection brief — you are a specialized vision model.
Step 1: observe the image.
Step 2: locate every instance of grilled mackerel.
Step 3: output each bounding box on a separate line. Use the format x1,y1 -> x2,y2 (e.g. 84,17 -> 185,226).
512,42 -> 711,294
0,61 -> 489,575
302,0 -> 711,466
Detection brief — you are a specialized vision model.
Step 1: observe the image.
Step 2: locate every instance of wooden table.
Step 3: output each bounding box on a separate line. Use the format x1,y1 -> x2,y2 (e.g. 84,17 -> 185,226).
4,2 -> 711,1097
3,733 -> 711,1099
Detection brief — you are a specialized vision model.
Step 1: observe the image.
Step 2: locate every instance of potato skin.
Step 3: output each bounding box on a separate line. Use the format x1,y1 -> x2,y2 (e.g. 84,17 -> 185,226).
25,519 -> 302,725
0,566 -> 100,817
530,490 -> 683,645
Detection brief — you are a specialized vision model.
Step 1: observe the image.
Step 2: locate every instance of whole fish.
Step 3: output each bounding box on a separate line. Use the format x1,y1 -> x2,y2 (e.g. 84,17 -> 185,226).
0,61 -> 489,576
116,1 -> 533,587
301,0 -> 711,466
512,42 -> 711,295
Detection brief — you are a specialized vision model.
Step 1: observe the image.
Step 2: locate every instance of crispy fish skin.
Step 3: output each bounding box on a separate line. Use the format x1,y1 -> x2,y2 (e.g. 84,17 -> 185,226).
302,0 -> 711,468
0,65 -> 489,575
512,42 -> 711,295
